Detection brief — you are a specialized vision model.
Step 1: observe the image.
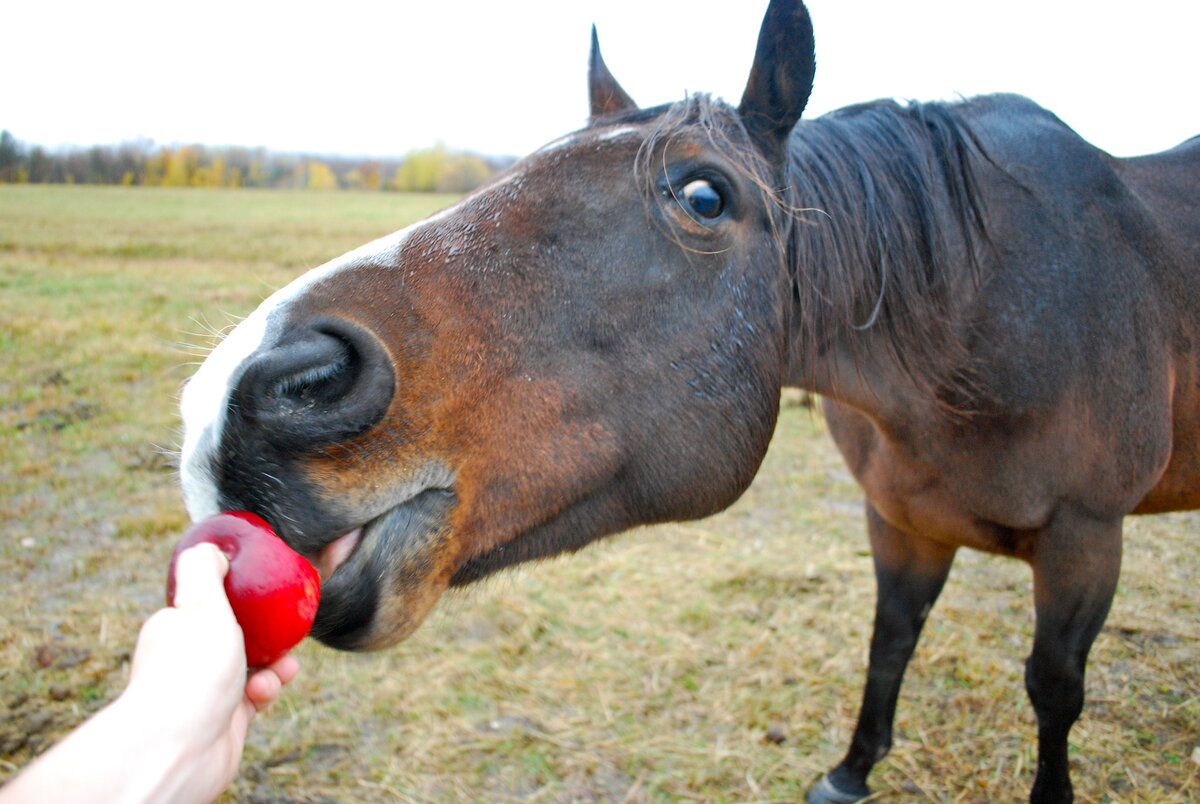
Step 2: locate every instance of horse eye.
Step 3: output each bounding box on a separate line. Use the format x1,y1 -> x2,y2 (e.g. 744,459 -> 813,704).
681,179 -> 724,219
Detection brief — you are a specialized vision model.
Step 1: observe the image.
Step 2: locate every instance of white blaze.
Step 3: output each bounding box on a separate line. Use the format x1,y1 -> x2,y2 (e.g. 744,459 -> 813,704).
178,226 -> 414,520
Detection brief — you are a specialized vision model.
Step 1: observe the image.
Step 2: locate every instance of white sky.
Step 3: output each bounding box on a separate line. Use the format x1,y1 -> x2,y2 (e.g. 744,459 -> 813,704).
4,0 -> 1196,159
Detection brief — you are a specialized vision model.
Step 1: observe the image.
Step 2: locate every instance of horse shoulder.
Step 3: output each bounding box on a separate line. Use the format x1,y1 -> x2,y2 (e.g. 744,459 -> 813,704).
957,95 -> 1184,408
965,98 -> 1200,518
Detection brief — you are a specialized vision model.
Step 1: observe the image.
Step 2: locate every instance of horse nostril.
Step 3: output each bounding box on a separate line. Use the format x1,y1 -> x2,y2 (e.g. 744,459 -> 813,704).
266,333 -> 355,407
233,316 -> 395,449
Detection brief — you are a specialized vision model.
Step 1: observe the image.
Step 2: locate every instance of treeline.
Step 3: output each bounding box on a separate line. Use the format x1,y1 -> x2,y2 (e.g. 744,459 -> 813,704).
0,130 -> 515,192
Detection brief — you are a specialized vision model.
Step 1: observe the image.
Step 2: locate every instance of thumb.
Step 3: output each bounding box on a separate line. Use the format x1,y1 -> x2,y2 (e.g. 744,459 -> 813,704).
171,543 -> 232,612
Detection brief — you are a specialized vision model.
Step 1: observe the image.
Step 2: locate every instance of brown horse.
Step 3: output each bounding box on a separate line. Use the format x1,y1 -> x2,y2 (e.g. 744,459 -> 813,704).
178,1 -> 1199,801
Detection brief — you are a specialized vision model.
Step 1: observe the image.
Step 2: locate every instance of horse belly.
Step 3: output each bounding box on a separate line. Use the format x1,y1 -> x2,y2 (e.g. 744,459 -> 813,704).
1133,422 -> 1200,513
1135,358 -> 1200,514
822,400 -> 1052,557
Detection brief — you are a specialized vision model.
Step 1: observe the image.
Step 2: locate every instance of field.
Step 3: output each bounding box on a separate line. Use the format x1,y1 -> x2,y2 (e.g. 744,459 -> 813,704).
1,184 -> 1197,802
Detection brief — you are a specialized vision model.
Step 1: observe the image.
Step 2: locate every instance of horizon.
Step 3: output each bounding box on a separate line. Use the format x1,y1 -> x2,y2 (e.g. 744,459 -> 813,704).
0,133 -> 515,163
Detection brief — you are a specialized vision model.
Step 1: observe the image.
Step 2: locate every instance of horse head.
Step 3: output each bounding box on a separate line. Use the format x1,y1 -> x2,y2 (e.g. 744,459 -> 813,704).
180,0 -> 815,651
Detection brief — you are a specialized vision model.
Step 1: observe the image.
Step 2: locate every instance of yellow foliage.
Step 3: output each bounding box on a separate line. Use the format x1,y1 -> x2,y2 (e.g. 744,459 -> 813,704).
163,146 -> 195,187
306,160 -> 339,190
143,149 -> 166,186
388,143 -> 448,192
6,131 -> 503,191
436,153 -> 492,193
344,163 -> 383,191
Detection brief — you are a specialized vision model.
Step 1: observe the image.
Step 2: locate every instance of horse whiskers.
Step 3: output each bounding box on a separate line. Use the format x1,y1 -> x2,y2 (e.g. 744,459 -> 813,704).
184,312 -> 238,339
168,343 -> 217,359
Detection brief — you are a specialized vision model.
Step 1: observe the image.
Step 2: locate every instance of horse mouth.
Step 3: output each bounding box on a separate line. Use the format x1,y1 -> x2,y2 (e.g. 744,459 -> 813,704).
313,485 -> 456,582
315,526 -> 363,582
308,485 -> 457,650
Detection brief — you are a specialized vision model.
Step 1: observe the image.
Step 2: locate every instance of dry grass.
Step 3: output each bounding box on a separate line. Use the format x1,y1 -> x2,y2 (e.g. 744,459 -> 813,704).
1,185 -> 1197,802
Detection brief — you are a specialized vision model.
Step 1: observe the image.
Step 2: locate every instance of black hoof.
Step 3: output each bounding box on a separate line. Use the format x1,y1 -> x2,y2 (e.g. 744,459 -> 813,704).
806,772 -> 869,804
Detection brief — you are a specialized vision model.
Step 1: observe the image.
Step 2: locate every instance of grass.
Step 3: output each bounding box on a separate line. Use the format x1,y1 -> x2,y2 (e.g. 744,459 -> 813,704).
1,184 -> 1197,802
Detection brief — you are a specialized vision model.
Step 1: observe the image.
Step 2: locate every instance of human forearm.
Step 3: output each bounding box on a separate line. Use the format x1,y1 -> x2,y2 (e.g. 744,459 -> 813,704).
0,547 -> 298,804
0,690 -> 217,804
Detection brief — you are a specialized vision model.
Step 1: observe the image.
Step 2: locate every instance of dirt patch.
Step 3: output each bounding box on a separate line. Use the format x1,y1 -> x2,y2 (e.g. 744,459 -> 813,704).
15,399 -> 100,431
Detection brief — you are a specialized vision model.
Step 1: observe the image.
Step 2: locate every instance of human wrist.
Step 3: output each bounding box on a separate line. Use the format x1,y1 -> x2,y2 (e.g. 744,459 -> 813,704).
101,691 -> 202,803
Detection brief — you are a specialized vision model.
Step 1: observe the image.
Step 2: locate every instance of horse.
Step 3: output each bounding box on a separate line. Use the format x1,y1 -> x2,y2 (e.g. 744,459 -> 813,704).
177,0 -> 1199,800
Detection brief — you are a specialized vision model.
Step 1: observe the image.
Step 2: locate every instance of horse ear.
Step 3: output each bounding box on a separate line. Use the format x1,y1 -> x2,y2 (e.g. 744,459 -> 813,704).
738,0 -> 816,165
589,25 -> 638,122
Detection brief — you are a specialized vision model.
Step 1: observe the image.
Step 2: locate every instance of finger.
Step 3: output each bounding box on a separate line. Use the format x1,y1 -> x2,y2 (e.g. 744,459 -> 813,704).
171,543 -> 232,611
245,668 -> 283,710
269,654 -> 301,687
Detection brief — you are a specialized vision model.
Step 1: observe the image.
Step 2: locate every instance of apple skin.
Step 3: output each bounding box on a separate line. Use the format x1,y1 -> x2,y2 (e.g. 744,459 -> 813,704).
167,511 -> 320,668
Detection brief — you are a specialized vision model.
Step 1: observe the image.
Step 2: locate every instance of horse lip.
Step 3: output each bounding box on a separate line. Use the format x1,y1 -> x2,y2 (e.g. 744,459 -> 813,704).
310,485 -> 457,650
313,482 -> 456,585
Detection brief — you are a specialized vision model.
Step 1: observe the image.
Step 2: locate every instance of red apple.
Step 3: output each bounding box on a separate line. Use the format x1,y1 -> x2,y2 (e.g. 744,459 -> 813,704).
167,511 -> 320,668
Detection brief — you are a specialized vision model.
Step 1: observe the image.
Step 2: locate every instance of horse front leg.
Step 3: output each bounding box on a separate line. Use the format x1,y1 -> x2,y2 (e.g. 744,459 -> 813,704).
1025,510 -> 1122,804
807,503 -> 956,804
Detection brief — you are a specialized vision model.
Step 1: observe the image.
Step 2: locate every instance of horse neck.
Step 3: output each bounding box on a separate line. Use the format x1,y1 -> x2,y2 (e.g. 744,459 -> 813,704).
780,100 -> 990,418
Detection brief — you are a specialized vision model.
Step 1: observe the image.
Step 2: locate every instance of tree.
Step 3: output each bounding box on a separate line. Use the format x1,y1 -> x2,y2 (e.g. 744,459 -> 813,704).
388,143 -> 448,192
0,134 -> 502,191
436,153 -> 492,193
144,148 -> 167,186
26,146 -> 50,183
305,160 -> 339,190
161,147 -> 194,187
0,130 -> 23,182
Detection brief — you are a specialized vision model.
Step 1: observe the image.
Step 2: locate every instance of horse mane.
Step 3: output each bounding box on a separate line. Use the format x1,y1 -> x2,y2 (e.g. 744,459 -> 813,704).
787,99 -> 993,411
604,94 -> 994,414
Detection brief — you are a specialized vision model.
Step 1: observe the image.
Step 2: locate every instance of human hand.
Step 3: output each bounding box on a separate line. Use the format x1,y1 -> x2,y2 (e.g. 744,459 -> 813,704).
120,543 -> 300,802
0,543 -> 300,804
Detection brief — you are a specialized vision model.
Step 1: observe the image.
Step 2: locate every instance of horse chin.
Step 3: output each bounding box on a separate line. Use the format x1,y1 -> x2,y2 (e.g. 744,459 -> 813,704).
310,487 -> 457,651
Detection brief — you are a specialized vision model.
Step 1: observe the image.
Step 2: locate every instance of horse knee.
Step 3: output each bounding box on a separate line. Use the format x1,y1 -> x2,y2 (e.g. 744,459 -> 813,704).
1024,651 -> 1085,725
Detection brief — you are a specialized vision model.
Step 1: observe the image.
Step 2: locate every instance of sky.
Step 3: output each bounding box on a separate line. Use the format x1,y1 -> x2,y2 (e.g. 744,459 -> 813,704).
4,0 -> 1197,160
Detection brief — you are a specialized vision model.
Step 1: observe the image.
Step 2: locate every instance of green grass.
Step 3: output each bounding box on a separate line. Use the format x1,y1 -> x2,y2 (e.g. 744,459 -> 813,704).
1,185 -> 1197,802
